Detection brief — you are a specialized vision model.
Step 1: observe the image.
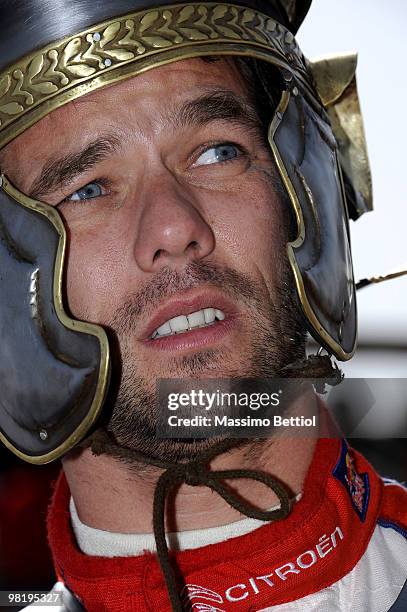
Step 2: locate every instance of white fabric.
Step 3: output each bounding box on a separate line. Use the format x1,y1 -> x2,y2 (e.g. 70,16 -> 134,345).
69,494 -> 301,555
259,525 -> 407,612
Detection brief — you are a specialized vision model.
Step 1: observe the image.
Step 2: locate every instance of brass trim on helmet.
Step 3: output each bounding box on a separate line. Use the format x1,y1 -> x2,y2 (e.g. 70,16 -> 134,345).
0,175 -> 110,464
0,3 -> 317,149
268,90 -> 355,361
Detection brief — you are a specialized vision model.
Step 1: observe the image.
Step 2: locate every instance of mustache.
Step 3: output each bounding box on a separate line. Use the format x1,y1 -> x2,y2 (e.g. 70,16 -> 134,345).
109,260 -> 268,334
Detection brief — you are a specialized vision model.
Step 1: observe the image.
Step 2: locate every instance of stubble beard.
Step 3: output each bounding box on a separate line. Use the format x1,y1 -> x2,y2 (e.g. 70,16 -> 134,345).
102,259 -> 307,465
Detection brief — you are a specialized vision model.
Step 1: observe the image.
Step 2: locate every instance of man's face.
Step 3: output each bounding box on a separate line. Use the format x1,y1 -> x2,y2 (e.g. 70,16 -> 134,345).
1,57 -> 304,459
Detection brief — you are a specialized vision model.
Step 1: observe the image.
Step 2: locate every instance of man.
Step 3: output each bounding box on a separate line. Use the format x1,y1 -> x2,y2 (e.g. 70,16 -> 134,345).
0,1 -> 405,610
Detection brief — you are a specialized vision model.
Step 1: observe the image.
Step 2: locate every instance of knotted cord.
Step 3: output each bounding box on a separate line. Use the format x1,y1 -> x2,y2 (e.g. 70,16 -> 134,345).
152,438 -> 291,611
89,433 -> 291,610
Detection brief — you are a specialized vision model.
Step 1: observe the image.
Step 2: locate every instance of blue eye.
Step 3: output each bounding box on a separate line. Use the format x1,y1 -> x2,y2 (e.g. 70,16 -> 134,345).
68,182 -> 103,201
195,144 -> 240,166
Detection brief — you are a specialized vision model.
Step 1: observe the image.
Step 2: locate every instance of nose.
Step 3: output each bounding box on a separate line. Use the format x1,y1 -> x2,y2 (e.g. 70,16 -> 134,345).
134,176 -> 215,272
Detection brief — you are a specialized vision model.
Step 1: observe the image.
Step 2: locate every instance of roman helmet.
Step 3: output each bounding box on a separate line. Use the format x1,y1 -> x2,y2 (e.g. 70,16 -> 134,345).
0,0 -> 373,463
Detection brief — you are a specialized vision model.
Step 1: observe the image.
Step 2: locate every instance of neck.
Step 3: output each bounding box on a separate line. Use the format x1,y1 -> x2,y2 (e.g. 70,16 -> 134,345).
63,390 -> 318,534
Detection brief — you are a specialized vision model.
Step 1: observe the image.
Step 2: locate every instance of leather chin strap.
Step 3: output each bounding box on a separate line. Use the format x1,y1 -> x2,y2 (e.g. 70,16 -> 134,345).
88,432 -> 291,611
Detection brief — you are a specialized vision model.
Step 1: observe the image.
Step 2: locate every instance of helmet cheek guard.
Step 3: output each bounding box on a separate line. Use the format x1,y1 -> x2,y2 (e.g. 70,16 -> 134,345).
0,1 -> 372,463
0,176 -> 110,463
270,87 -> 357,359
269,52 -> 371,359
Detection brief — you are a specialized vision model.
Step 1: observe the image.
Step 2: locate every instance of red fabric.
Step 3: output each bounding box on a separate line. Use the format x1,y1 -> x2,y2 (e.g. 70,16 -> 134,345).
46,438 -> 390,611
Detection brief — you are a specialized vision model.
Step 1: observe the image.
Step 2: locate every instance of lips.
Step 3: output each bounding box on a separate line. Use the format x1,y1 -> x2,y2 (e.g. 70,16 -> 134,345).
140,289 -> 238,342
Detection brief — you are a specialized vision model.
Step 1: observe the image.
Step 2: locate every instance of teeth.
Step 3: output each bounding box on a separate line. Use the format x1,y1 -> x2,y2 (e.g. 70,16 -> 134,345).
169,315 -> 189,333
204,308 -> 215,324
155,320 -> 172,337
187,310 -> 205,327
151,307 -> 226,339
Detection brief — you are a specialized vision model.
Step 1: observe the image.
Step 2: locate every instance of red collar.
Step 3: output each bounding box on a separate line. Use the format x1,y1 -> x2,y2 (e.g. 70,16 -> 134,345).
48,438 -> 383,611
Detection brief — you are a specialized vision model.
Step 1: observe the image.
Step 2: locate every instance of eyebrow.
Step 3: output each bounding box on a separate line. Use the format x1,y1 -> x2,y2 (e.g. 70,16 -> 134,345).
171,89 -> 261,134
29,134 -> 122,199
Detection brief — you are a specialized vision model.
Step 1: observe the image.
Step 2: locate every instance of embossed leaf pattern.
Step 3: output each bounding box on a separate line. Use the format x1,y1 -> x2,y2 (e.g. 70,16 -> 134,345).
27,55 -> 59,95
101,22 -> 121,47
160,10 -> 183,43
0,102 -> 24,115
45,50 -> 70,86
65,64 -> 97,77
28,55 -> 44,80
251,15 -> 270,44
178,5 -> 196,21
142,36 -> 173,48
179,27 -> 208,41
63,38 -> 82,64
211,5 -> 241,39
212,5 -> 228,20
104,49 -> 135,61
30,82 -> 59,94
119,21 -> 146,55
139,11 -> 160,33
177,6 -> 210,40
0,74 -> 11,99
